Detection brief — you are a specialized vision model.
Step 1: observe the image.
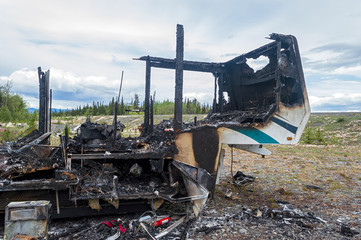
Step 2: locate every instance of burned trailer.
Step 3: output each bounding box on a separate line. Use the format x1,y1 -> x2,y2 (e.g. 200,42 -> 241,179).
0,25 -> 309,225
136,28 -> 310,215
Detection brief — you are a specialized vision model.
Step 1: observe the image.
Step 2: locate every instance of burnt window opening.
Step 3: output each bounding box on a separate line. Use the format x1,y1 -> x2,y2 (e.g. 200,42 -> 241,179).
222,92 -> 230,104
246,55 -> 270,72
210,46 -> 279,123
209,37 -> 305,124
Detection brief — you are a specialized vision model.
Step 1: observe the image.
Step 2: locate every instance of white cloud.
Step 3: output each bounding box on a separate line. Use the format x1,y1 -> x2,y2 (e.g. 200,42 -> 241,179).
20,95 -> 89,110
332,65 -> 361,76
1,1 -> 361,112
1,68 -> 124,108
307,78 -> 361,111
310,93 -> 361,107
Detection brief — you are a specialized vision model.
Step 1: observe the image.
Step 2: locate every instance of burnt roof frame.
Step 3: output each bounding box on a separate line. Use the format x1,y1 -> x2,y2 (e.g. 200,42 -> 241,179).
135,55 -> 225,132
135,29 -> 292,131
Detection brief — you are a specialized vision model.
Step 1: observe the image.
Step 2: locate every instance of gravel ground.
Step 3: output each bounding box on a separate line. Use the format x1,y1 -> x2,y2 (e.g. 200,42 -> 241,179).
195,145 -> 361,239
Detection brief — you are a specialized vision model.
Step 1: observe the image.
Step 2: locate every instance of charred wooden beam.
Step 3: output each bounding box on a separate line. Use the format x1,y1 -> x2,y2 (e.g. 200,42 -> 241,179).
174,24 -> 184,131
45,73 -> 49,131
217,74 -> 224,113
69,152 -> 164,160
150,95 -> 154,133
226,41 -> 277,65
275,41 -> 282,111
38,67 -> 45,134
113,100 -> 118,141
49,89 -> 52,132
135,56 -> 225,73
52,201 -> 150,219
38,67 -> 50,135
144,57 -> 151,132
0,177 -> 77,191
213,74 -> 217,112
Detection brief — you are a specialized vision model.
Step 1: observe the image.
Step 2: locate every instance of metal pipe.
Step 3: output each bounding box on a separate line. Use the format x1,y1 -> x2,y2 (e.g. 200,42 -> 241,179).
117,71 -> 124,102
56,190 -> 60,214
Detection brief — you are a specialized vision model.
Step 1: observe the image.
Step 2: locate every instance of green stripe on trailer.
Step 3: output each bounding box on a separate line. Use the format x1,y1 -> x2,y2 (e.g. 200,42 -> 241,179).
228,127 -> 279,144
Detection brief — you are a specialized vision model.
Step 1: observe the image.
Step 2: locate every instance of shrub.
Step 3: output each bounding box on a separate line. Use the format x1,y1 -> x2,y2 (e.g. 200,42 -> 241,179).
0,128 -> 15,142
315,128 -> 325,144
336,117 -> 345,123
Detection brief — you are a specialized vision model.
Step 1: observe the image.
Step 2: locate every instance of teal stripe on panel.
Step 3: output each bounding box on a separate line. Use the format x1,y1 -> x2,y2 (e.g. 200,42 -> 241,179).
271,117 -> 298,134
228,126 -> 279,144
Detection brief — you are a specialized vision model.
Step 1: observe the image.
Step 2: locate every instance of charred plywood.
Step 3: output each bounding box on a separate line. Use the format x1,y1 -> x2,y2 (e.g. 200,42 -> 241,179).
174,126 -> 220,176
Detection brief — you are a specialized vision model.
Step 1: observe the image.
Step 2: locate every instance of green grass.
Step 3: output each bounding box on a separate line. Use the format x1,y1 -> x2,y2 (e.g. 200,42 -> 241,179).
300,113 -> 361,145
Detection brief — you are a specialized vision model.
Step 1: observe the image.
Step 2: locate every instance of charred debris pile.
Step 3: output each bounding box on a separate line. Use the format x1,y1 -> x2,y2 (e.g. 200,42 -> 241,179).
0,24 -> 311,239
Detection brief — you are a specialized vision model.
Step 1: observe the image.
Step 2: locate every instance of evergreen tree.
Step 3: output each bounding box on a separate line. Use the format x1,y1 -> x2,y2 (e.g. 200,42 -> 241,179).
0,81 -> 29,123
120,97 -> 125,115
0,105 -> 12,122
133,94 -> 140,109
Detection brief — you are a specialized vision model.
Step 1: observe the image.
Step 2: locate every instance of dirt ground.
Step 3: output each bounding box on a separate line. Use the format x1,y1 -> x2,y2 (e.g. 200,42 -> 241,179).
2,144 -> 359,239
196,145 -> 361,239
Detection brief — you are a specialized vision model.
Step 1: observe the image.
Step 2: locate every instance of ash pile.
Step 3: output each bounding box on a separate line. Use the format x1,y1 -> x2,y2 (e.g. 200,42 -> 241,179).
0,129 -> 63,181
68,116 -> 176,156
48,210 -> 190,240
188,203 -> 360,239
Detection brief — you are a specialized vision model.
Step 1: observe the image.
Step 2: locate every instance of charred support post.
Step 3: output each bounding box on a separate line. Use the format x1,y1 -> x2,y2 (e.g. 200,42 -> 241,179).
217,74 -> 224,113
114,70 -> 123,140
45,71 -> 50,132
113,101 -> 118,141
65,125 -> 69,150
275,41 -> 282,111
150,96 -> 154,133
213,74 -> 217,112
38,67 -> 50,135
174,24 -> 184,131
144,57 -> 151,133
49,89 -> 52,132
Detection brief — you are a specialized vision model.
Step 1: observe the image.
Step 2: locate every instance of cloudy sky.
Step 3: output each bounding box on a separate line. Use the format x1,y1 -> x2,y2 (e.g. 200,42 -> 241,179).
1,0 -> 361,112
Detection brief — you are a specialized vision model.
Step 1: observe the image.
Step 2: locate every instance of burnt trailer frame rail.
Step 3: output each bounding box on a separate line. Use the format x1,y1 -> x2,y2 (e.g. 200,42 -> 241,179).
0,24 -> 309,228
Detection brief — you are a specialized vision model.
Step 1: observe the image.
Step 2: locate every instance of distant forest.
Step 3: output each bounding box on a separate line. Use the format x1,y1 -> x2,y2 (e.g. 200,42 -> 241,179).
0,81 -> 210,123
52,94 -> 211,117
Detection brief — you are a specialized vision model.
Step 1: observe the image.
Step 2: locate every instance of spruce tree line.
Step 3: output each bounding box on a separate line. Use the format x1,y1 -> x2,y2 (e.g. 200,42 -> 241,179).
0,80 -> 211,122
52,94 -> 211,117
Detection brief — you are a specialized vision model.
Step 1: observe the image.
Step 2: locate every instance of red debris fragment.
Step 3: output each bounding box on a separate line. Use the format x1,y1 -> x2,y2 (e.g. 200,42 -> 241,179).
118,225 -> 126,234
151,217 -> 170,227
